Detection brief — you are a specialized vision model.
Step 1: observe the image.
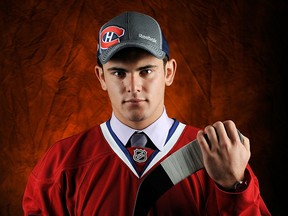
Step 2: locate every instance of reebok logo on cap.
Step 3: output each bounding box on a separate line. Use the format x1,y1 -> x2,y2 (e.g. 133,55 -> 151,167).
138,34 -> 157,43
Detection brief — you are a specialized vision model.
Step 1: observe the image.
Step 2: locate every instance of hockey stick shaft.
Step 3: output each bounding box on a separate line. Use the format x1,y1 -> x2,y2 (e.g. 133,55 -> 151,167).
133,130 -> 244,216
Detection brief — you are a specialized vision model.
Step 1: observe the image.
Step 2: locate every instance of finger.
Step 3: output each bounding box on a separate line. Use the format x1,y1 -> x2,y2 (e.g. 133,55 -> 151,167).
197,130 -> 211,152
240,133 -> 250,152
212,121 -> 229,145
204,125 -> 219,150
223,120 -> 242,145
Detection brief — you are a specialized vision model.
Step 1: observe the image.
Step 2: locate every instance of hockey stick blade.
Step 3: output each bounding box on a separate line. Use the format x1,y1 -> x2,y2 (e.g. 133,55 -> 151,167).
133,130 -> 244,216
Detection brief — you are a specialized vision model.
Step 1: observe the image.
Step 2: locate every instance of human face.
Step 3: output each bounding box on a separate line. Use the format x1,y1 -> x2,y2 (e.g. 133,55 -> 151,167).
95,48 -> 176,130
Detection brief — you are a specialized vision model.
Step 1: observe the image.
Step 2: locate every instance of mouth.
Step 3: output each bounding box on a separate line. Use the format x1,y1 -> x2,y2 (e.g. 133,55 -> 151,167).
124,98 -> 146,104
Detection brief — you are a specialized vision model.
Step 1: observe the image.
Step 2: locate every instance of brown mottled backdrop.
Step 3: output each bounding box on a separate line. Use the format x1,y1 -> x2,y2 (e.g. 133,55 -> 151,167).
0,0 -> 287,215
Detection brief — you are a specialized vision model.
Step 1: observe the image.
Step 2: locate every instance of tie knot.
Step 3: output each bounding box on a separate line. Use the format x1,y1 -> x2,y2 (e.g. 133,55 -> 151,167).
130,132 -> 148,147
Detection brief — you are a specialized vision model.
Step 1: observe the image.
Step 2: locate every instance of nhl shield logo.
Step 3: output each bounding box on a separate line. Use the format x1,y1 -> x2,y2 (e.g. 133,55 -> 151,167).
133,148 -> 147,163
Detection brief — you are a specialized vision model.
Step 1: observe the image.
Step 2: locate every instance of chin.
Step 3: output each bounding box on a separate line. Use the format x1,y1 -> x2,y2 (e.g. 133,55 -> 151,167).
127,111 -> 146,122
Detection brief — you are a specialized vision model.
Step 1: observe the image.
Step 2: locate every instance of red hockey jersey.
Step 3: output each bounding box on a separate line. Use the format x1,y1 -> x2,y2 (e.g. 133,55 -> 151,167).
22,120 -> 271,215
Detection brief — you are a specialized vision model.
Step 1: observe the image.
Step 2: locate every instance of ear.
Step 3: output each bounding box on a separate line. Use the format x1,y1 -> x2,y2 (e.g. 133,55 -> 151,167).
165,58 -> 177,86
95,65 -> 107,91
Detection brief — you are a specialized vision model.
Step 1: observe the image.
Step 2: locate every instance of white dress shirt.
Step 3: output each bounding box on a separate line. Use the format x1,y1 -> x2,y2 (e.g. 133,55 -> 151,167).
110,108 -> 174,151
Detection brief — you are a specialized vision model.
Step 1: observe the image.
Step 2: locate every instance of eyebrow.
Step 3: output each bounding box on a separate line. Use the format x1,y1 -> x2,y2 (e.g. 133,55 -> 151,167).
107,64 -> 157,72
107,67 -> 127,72
138,64 -> 157,71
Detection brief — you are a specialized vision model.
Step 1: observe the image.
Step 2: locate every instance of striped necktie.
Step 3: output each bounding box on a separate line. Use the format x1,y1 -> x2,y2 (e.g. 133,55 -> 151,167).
130,132 -> 148,148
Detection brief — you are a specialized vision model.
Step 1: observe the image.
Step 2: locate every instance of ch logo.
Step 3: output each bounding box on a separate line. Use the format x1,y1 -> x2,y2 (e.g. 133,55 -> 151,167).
133,148 -> 147,163
100,26 -> 125,50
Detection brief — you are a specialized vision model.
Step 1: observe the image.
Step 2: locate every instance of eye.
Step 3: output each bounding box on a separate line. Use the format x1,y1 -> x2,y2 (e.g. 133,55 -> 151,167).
112,70 -> 126,78
140,69 -> 152,76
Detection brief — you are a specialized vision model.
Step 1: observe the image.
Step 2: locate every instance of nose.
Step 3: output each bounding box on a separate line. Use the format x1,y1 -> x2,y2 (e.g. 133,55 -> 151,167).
126,73 -> 141,94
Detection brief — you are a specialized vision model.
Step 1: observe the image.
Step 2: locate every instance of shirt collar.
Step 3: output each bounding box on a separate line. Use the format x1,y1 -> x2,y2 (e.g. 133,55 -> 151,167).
110,108 -> 174,151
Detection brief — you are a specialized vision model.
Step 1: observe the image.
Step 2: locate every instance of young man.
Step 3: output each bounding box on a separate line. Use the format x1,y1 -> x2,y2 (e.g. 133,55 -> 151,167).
22,11 -> 271,215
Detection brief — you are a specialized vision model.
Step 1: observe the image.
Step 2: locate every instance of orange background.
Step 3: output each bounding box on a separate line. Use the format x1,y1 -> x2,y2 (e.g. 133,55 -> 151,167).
0,0 -> 286,215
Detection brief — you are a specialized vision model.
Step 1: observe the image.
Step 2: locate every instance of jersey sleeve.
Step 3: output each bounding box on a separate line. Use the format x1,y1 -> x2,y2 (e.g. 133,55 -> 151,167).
22,168 -> 70,215
208,165 -> 271,216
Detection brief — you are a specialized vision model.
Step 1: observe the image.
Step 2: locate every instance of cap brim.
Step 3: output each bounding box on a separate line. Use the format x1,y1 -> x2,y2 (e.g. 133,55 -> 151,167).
98,41 -> 166,65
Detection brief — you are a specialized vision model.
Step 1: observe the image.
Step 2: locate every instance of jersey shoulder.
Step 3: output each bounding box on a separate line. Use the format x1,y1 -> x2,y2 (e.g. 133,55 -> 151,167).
180,124 -> 201,141
31,124 -> 110,179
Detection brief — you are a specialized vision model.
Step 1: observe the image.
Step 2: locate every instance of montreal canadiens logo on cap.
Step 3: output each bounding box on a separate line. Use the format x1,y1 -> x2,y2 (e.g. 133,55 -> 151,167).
100,26 -> 125,50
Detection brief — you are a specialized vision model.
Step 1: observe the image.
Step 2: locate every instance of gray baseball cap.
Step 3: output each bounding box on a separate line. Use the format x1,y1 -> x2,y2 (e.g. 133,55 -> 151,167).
97,11 -> 170,65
